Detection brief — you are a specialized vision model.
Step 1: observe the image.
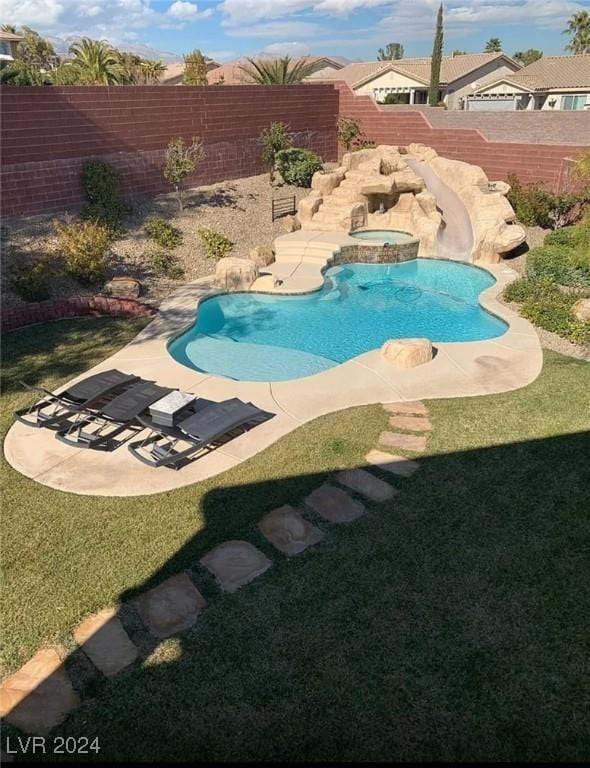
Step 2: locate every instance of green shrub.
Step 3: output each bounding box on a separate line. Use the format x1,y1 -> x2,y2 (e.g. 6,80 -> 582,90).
197,227 -> 233,259
10,255 -> 58,302
527,244 -> 590,290
146,248 -> 185,279
507,174 -> 589,229
53,219 -> 111,285
504,277 -> 590,345
259,122 -> 292,183
144,216 -> 183,249
337,116 -> 361,151
275,148 -> 322,187
81,160 -> 130,233
544,222 -> 590,250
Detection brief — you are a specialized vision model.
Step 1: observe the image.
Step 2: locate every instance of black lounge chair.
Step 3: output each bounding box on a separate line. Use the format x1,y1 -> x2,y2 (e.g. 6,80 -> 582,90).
128,397 -> 273,469
14,369 -> 139,430
56,381 -> 172,450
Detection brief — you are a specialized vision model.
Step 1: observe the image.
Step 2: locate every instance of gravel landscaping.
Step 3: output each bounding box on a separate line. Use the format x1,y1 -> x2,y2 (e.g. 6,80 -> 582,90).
1,174 -> 307,309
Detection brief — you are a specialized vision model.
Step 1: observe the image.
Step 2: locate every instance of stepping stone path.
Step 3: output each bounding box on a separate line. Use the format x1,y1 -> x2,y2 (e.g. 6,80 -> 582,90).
305,484 -> 366,523
336,468 -> 397,503
73,608 -> 138,678
0,648 -> 80,735
134,573 -> 206,638
388,415 -> 432,432
201,541 -> 272,593
379,431 -> 428,453
259,505 -> 323,555
365,449 -> 421,478
382,400 -> 427,415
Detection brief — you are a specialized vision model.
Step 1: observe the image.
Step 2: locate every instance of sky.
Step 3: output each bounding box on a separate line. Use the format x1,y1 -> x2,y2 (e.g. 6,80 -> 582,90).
1,0 -> 589,62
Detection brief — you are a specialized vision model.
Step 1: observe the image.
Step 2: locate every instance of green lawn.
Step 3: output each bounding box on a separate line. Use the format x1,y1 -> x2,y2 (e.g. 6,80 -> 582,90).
2,318 -> 590,761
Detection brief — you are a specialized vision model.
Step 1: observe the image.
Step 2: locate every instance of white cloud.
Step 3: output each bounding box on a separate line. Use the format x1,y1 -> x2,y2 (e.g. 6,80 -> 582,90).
219,0 -> 390,26
261,41 -> 312,55
167,0 -> 210,21
206,49 -> 237,62
225,20 -> 323,38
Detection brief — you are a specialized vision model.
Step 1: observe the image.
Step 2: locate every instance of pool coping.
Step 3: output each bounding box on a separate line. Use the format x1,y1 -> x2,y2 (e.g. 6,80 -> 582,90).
4,259 -> 543,497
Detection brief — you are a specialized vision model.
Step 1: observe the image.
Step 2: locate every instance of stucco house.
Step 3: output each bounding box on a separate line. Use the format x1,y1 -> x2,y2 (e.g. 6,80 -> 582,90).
206,56 -> 347,85
0,29 -> 24,63
467,54 -> 590,111
308,52 -> 521,109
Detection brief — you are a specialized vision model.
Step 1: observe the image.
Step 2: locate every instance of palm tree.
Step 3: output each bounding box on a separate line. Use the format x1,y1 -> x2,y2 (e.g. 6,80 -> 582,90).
68,38 -> 126,85
484,38 -> 502,52
239,56 -> 316,85
563,10 -> 590,54
141,59 -> 166,84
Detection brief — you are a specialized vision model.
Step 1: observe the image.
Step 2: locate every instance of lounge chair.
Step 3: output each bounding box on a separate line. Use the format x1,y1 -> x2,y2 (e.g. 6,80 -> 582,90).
14,369 -> 139,430
56,381 -> 172,450
128,397 -> 273,469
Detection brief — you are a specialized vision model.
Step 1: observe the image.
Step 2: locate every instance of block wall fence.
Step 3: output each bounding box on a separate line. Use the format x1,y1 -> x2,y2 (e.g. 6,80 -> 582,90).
1,83 -> 587,219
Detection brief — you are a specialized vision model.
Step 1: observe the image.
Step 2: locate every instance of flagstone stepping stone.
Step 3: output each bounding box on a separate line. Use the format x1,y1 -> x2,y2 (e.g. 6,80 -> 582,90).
379,431 -> 428,452
0,648 -> 80,735
365,449 -> 420,478
73,608 -> 138,678
201,541 -> 272,593
134,573 -> 206,638
336,468 -> 397,503
382,400 -> 427,415
305,484 -> 365,523
258,505 -> 323,555
389,415 -> 432,432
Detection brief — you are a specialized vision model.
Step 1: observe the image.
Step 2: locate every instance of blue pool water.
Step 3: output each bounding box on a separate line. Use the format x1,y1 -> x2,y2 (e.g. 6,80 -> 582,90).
350,229 -> 413,244
169,260 -> 507,382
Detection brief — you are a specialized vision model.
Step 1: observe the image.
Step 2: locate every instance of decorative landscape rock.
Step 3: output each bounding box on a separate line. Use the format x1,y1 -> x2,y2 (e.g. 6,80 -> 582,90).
105,276 -> 141,298
134,573 -> 206,638
336,468 -> 397,503
388,415 -> 433,432
572,298 -> 590,322
365,449 -> 420,478
282,215 -> 300,233
200,541 -> 272,593
0,648 -> 80,735
73,607 -> 138,678
215,257 -> 259,291
258,505 -> 323,555
383,401 -> 428,415
305,485 -> 365,523
381,338 -> 433,368
249,245 -> 275,268
379,431 -> 428,452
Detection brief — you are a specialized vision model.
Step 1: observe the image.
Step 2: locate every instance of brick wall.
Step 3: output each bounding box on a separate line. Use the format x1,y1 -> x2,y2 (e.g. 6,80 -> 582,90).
336,83 -> 588,192
1,85 -> 338,218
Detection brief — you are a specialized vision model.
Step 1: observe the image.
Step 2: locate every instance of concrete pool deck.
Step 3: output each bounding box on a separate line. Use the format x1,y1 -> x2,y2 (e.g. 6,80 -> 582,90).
4,260 -> 542,497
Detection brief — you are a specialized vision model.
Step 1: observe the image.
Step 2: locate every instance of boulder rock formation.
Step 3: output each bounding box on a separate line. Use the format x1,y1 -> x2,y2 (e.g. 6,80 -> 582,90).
381,338 -> 434,368
215,257 -> 259,291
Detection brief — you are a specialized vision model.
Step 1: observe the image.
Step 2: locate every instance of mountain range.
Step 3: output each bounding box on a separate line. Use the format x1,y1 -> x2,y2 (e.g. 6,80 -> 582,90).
46,35 -> 182,64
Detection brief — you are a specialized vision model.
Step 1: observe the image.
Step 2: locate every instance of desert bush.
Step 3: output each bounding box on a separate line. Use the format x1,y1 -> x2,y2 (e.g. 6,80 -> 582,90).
10,255 -> 58,302
507,174 -> 588,229
53,219 -> 111,285
146,248 -> 185,279
527,244 -> 590,290
275,148 -> 322,187
162,136 -> 204,212
504,277 -> 590,344
259,122 -> 292,183
544,220 -> 590,250
337,116 -> 361,151
197,227 -> 233,259
144,216 -> 183,249
81,160 -> 130,233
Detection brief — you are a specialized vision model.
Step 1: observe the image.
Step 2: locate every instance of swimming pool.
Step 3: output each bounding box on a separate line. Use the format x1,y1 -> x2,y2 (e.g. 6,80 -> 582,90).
350,229 -> 414,244
169,260 -> 507,382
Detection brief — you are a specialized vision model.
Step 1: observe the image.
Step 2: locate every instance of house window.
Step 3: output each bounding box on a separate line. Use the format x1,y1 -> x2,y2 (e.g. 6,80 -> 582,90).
0,41 -> 11,56
562,94 -> 588,110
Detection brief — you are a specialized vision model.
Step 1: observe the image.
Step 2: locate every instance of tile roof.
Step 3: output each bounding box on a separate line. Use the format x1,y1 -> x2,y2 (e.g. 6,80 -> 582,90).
505,54 -> 590,91
0,30 -> 24,42
207,56 -> 345,85
308,52 -> 518,88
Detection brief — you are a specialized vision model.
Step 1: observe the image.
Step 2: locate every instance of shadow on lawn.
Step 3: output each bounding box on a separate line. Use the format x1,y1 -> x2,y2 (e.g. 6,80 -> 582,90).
2,430 -> 590,762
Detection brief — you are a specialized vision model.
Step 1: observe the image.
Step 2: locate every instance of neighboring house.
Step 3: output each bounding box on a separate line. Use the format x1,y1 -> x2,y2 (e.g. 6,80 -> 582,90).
308,52 -> 521,110
467,54 -> 590,111
160,58 -> 220,85
207,56 -> 347,85
0,29 -> 24,63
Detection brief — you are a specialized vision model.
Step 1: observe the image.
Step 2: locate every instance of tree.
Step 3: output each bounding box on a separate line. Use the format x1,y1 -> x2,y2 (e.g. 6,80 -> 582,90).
484,38 -> 502,52
513,49 -> 543,67
183,49 -> 208,85
428,4 -> 443,107
68,38 -> 126,85
452,49 -> 466,56
162,136 -> 204,211
116,51 -> 144,84
0,59 -> 47,85
377,42 -> 404,60
259,122 -> 292,183
141,59 -> 166,84
240,56 -> 316,85
15,26 -> 57,70
563,10 -> 590,54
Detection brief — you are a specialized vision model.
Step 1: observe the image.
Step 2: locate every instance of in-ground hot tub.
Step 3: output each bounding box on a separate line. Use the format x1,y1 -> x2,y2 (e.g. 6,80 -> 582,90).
350,229 -> 414,244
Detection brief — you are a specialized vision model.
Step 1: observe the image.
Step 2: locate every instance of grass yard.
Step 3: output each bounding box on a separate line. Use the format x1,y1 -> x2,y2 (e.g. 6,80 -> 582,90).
1,318 -> 590,761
